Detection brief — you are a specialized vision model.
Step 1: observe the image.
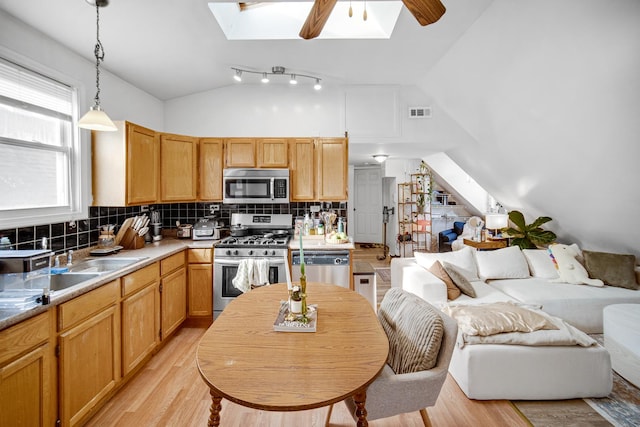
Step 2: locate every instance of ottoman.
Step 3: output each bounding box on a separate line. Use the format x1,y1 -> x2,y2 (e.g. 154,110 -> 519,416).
604,304 -> 640,388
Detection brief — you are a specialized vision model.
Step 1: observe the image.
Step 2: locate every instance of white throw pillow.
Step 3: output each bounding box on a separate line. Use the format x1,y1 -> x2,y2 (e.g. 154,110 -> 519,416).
474,246 -> 531,280
523,249 -> 559,279
414,246 -> 479,281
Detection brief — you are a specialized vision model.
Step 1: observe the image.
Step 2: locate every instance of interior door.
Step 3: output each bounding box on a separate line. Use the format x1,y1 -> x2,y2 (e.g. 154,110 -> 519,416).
353,167 -> 383,243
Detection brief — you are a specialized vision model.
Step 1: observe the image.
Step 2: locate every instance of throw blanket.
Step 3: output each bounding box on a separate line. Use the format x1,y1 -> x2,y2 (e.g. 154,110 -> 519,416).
444,302 -> 597,348
231,259 -> 270,293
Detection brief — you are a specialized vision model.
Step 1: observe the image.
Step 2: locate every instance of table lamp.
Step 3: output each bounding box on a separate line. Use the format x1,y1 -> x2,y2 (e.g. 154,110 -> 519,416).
485,213 -> 509,239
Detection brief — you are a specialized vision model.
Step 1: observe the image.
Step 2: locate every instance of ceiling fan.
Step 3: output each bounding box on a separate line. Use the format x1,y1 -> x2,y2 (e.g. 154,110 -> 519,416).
299,0 -> 446,40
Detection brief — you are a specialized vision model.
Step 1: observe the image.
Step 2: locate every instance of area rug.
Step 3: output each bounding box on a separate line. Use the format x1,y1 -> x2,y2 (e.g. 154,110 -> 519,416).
374,268 -> 391,282
359,243 -> 384,249
584,335 -> 640,427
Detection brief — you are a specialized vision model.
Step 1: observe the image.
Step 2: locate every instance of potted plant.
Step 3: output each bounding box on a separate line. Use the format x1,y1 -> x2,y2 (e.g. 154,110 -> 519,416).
502,210 -> 557,249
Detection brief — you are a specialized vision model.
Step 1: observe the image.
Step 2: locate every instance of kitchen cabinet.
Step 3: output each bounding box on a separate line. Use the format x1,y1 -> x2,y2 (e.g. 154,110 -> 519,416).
199,138 -> 224,201
225,138 -> 256,167
187,248 -> 213,318
316,137 -> 348,201
160,251 -> 187,340
121,263 -> 160,376
57,280 -> 120,427
290,137 -> 348,201
0,311 -> 53,427
160,133 -> 198,202
257,138 -> 288,168
92,121 -> 160,206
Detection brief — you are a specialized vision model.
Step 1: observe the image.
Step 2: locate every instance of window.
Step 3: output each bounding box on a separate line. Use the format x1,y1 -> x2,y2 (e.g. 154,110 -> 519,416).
0,56 -> 86,228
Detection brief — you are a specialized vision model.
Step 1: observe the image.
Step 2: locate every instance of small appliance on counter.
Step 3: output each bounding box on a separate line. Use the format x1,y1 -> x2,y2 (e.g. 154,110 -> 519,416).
193,217 -> 223,240
176,222 -> 193,239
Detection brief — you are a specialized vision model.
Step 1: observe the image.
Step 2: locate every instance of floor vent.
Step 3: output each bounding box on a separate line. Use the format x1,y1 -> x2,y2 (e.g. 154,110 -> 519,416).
408,107 -> 432,119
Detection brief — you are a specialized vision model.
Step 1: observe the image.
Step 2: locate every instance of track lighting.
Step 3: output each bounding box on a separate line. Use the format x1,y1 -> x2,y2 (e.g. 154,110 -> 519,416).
230,66 -> 322,90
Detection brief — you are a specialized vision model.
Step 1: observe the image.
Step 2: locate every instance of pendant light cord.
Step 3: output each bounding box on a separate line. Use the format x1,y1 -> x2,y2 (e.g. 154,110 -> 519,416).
93,3 -> 105,107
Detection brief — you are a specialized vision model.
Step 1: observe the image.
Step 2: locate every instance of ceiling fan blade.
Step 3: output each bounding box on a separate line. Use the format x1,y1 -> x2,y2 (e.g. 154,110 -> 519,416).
402,0 -> 446,26
299,0 -> 338,40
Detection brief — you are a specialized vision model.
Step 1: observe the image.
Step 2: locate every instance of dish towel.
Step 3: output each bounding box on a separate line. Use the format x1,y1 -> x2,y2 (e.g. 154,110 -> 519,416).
255,258 -> 270,286
232,259 -> 254,293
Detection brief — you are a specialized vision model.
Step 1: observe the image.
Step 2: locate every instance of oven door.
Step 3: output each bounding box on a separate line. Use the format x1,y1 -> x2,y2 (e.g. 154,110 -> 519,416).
213,257 -> 285,318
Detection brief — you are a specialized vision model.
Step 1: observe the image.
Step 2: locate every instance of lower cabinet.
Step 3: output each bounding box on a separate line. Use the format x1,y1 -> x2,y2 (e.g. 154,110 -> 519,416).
160,252 -> 187,339
57,280 -> 120,427
187,249 -> 213,318
0,311 -> 53,427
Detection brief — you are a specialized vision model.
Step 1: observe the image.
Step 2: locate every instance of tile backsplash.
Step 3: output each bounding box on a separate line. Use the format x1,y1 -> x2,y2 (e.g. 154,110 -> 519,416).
0,201 -> 347,254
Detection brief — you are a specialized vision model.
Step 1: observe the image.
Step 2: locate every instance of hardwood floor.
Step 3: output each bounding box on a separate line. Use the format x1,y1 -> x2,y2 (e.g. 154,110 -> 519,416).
86,246 -> 528,427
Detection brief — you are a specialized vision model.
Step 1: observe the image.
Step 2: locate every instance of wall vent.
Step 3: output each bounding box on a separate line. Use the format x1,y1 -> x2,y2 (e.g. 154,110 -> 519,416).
408,106 -> 432,119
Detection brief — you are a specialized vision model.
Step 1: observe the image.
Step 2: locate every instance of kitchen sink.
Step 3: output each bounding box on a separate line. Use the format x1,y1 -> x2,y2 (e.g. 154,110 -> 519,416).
69,257 -> 147,274
49,273 -> 101,291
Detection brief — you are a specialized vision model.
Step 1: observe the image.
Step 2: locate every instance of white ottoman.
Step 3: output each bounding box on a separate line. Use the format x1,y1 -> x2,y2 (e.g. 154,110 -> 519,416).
604,304 -> 640,388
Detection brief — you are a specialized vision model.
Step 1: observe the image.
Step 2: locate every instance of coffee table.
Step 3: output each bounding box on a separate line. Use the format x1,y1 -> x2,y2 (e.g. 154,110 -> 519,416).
196,282 -> 389,427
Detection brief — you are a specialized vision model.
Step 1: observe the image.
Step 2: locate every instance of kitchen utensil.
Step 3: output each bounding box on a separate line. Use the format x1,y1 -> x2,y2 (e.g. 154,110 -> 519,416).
230,224 -> 248,237
138,226 -> 149,237
115,217 -> 134,245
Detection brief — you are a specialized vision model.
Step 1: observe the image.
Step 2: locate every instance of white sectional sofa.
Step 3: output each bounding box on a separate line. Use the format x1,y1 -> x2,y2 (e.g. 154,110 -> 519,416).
390,245 -> 640,400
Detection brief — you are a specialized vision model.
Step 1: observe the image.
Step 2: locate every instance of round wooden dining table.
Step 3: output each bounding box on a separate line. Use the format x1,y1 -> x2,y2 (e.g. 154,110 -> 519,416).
196,282 -> 389,427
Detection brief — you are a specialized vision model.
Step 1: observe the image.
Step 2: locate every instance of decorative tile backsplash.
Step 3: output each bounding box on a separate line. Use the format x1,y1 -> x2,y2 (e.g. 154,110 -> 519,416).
0,202 -> 347,254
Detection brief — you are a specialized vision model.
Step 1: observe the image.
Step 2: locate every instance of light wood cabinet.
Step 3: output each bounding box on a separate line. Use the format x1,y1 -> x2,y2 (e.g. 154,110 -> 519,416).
0,311 -> 53,427
160,133 -> 198,202
121,264 -> 160,376
316,137 -> 348,200
225,138 -> 256,167
160,252 -> 187,340
290,137 -> 348,201
257,138 -> 288,168
92,121 -> 160,206
187,248 -> 213,318
199,138 -> 224,201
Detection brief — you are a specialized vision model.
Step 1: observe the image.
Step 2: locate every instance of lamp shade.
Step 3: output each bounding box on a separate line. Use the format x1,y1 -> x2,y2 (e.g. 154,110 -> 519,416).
485,213 -> 509,230
78,106 -> 117,131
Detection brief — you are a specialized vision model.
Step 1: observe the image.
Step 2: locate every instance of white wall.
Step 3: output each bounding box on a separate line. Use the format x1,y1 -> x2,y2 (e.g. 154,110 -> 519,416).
422,0 -> 640,257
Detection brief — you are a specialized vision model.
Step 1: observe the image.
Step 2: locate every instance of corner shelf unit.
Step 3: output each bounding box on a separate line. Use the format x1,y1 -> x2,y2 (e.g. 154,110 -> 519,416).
397,173 -> 434,256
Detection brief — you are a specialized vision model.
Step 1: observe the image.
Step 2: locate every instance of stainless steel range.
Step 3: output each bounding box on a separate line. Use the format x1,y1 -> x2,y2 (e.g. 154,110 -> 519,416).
213,213 -> 292,319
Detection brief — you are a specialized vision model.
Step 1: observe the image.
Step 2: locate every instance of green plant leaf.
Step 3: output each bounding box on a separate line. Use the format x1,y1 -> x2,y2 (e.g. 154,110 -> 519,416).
508,210 -> 527,230
510,237 -> 537,249
529,216 -> 553,229
528,229 -> 557,246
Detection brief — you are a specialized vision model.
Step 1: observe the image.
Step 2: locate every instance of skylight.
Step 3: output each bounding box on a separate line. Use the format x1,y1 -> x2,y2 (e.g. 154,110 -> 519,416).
208,1 -> 403,40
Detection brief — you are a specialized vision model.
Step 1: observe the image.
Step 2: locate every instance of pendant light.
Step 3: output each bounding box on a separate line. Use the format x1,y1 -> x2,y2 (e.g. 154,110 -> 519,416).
78,0 -> 117,132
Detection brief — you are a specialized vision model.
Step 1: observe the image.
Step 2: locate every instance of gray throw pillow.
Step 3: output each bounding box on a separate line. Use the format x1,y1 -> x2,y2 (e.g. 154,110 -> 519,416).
582,250 -> 639,290
443,261 -> 477,298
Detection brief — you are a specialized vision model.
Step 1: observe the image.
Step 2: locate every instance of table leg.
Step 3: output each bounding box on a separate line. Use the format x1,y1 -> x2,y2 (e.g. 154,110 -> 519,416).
208,390 -> 222,427
353,390 -> 368,427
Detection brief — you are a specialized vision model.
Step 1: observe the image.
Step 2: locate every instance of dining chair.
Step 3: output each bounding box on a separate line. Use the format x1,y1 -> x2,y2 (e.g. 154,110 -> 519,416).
326,288 -> 458,427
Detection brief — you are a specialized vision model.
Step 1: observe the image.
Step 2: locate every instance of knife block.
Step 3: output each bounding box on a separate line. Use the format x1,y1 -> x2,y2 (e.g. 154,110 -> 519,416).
120,228 -> 145,249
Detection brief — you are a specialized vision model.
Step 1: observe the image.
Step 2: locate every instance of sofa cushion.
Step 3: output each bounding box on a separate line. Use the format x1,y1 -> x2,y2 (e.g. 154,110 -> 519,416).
523,249 -> 559,279
378,288 -> 444,373
415,246 -> 479,281
428,261 -> 461,300
582,250 -> 639,290
443,262 -> 476,298
475,246 -> 530,280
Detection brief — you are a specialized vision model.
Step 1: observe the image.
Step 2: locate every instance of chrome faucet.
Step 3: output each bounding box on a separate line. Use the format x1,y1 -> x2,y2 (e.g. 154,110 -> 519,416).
67,250 -> 73,266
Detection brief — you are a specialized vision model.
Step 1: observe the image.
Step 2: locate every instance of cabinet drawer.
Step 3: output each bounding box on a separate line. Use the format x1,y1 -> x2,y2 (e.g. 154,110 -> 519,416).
0,311 -> 50,365
161,251 -> 185,276
122,263 -> 159,297
188,248 -> 212,264
58,280 -> 119,331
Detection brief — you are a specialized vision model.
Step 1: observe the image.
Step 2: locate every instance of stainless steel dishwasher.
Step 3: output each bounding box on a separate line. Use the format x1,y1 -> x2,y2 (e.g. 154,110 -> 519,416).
291,250 -> 351,288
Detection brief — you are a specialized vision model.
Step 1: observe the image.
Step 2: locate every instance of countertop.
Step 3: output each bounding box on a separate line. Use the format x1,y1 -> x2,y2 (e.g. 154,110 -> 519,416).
0,238 -> 218,331
289,235 -> 355,251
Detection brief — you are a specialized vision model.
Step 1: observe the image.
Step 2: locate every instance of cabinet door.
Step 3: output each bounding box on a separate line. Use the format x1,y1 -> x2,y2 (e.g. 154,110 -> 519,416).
161,268 -> 187,340
160,134 -> 198,202
199,138 -> 224,201
257,138 -> 288,168
316,137 -> 348,201
59,305 -> 120,427
0,344 -> 51,427
122,282 -> 159,376
225,138 -> 256,167
289,138 -> 315,201
127,123 -> 160,205
188,263 -> 212,317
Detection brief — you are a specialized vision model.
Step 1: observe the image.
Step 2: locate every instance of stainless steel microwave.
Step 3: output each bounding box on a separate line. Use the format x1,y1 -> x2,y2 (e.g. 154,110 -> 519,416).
223,168 -> 289,204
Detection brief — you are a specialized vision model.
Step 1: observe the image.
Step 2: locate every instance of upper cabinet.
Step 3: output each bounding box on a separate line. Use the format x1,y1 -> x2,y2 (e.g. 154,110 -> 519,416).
225,138 -> 256,168
289,138 -> 315,201
257,138 -> 288,168
160,133 -> 198,202
92,121 -> 160,206
199,138 -> 224,201
290,137 -> 348,202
